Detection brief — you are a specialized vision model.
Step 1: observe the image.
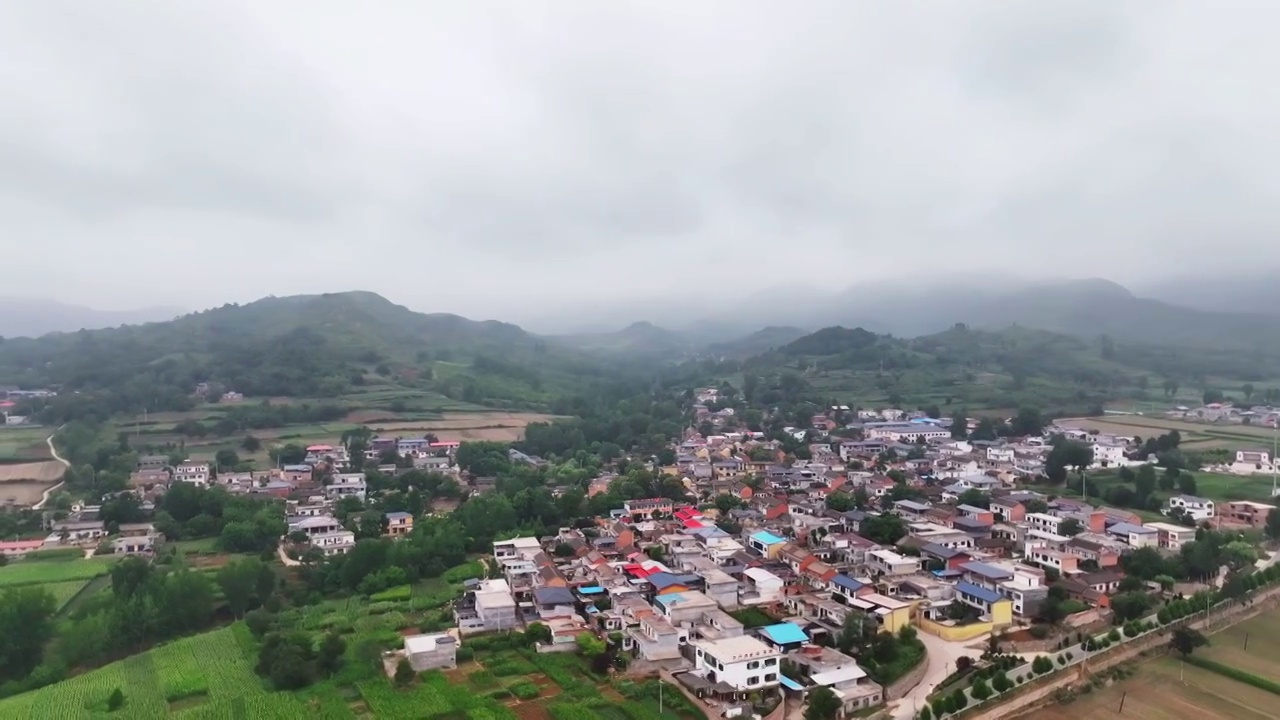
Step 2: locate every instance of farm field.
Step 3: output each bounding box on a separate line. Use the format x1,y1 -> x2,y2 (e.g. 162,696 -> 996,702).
1059,415 -> 1277,449
0,460 -> 66,482
0,625 -> 315,719
42,579 -> 93,609
0,556 -> 116,589
1199,607 -> 1280,682
0,426 -> 52,461
1064,468 -> 1279,506
1027,657 -> 1276,720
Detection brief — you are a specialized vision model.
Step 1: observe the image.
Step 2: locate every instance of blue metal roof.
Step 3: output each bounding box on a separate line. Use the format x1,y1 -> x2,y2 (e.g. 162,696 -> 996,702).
960,561 -> 1013,580
956,581 -> 1004,605
779,675 -> 805,691
760,623 -> 809,645
577,585 -> 605,595
750,531 -> 786,545
831,574 -> 865,592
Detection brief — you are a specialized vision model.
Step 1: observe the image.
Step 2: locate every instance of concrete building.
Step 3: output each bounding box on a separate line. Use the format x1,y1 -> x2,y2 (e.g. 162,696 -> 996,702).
1146,522 -> 1197,549
1219,501 -> 1276,529
1167,495 -> 1215,521
692,635 -> 782,692
404,633 -> 457,671
310,530 -> 356,556
865,549 -> 920,576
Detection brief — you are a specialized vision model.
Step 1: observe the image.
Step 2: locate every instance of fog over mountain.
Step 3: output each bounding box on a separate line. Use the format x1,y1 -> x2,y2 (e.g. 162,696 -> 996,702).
3,2 -> 1280,323
0,298 -> 183,338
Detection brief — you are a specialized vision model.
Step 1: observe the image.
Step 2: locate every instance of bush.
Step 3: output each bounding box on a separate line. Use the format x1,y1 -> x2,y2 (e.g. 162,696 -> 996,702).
1065,652 -> 1074,661
949,688 -> 968,711
107,688 -> 125,712
1057,655 -> 1067,666
971,678 -> 992,701
456,646 -> 474,662
1107,629 -> 1121,643
1029,625 -> 1051,639
369,585 -> 412,602
992,672 -> 1012,693
918,706 -> 933,720
511,682 -> 540,700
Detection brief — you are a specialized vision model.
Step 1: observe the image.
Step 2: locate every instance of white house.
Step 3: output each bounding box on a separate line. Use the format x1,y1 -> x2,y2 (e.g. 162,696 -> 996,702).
741,567 -> 784,605
172,462 -> 210,487
1090,442 -> 1127,468
865,549 -> 920,576
1230,449 -> 1275,476
692,636 -> 782,692
325,473 -> 367,502
1167,495 -> 1214,521
310,530 -> 356,556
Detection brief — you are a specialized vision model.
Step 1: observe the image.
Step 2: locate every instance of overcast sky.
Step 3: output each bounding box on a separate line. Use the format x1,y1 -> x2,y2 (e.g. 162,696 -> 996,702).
2,1 -> 1277,326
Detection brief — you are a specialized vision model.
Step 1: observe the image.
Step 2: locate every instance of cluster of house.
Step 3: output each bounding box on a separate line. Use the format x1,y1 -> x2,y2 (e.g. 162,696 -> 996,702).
32,501 -> 159,555
1165,402 -> 1280,427
449,517 -> 890,714
431,462 -> 1276,715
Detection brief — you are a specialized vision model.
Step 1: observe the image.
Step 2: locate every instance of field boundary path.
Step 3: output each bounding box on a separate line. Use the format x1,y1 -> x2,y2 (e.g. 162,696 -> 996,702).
33,430 -> 69,511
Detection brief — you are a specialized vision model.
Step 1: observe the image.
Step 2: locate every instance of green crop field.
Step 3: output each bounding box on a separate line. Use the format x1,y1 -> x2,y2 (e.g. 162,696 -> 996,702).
0,625 -> 318,719
41,579 -> 92,609
1200,607 -> 1280,681
0,557 -> 117,589
1028,657 -> 1275,720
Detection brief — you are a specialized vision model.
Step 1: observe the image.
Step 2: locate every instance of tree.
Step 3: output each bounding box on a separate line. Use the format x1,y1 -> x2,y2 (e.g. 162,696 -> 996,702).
971,677 -> 992,701
1009,407 -> 1047,437
1135,464 -> 1157,500
0,587 -> 57,684
395,657 -> 415,686
957,489 -> 990,509
1203,389 -> 1224,405
861,514 -> 907,545
950,410 -> 968,439
991,671 -> 1013,693
918,705 -> 933,720
525,622 -> 552,644
971,417 -> 999,442
1170,627 -> 1208,657
1266,508 -> 1280,541
108,688 -> 125,712
1058,518 -> 1083,537
215,449 -> 241,470
317,632 -> 346,676
241,435 -> 262,452
804,686 -> 841,720
1243,383 -> 1256,400
217,558 -> 271,617
1177,473 -> 1198,495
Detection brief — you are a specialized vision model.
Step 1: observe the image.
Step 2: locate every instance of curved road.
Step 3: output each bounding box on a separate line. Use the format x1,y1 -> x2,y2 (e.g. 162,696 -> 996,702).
889,631 -> 986,720
33,430 -> 70,511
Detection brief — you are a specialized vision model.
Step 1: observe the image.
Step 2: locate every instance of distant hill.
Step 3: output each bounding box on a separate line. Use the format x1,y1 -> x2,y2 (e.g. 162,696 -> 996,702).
0,291 -> 607,418
733,322 -> 1232,412
549,321 -> 692,358
811,279 -> 1280,353
1135,271 -> 1280,316
707,326 -> 808,358
0,297 -> 183,338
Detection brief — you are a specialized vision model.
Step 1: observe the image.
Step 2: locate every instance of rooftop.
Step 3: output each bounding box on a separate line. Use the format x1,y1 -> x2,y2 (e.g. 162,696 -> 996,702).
695,635 -> 780,662
758,623 -> 809,645
750,531 -> 786,545
956,581 -> 1004,605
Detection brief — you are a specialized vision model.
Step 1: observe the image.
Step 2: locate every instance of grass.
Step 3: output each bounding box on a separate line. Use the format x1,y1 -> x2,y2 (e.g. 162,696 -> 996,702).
1027,657 -> 1276,720
0,625 -> 317,718
0,427 -> 52,461
41,579 -> 93,609
0,556 -> 117,589
170,538 -> 221,556
1199,607 -> 1280,682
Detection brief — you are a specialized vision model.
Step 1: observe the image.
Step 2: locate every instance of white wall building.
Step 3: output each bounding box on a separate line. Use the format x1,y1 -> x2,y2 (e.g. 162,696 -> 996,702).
692,636 -> 782,692
172,462 -> 210,487
1167,495 -> 1215,521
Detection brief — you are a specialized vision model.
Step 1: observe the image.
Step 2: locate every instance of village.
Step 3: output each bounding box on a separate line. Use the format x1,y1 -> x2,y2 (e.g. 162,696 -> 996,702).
9,387 -> 1276,720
